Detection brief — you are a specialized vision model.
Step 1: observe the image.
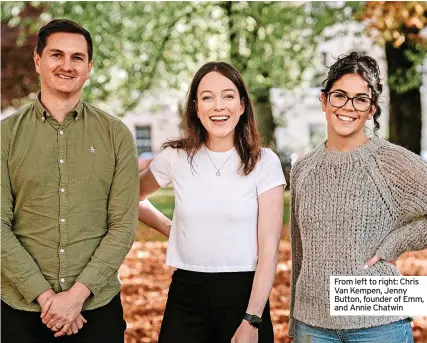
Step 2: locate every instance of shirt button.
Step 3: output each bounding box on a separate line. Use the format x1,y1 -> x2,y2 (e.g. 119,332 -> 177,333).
60,218 -> 65,223
59,159 -> 64,164
60,278 -> 65,283
59,248 -> 65,253
60,188 -> 65,193
59,130 -> 64,135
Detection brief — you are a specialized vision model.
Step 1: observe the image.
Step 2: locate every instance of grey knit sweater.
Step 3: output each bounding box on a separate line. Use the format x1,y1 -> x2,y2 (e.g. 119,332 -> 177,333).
289,136 -> 427,336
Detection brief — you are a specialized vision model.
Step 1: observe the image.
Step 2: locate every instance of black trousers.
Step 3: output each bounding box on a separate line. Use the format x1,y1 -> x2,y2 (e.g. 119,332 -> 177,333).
1,293 -> 126,343
158,269 -> 274,343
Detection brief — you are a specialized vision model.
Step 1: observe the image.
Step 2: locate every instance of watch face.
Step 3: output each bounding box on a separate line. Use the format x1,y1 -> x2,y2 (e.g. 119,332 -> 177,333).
244,313 -> 263,328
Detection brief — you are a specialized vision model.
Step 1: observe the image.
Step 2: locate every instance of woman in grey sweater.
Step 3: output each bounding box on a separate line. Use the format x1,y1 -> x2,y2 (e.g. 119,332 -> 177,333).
289,52 -> 427,342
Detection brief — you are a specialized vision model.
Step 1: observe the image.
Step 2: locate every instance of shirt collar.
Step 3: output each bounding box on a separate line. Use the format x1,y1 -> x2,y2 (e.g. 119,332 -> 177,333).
34,91 -> 84,122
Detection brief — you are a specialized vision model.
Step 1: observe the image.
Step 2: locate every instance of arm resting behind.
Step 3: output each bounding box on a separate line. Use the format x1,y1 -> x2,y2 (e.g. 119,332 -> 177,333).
138,168 -> 172,238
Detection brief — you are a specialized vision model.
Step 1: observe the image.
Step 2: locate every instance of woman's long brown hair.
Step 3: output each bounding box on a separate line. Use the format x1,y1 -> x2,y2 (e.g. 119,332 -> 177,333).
163,62 -> 262,176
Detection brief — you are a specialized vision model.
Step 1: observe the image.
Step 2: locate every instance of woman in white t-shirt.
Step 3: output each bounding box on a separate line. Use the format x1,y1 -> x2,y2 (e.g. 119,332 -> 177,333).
138,62 -> 286,343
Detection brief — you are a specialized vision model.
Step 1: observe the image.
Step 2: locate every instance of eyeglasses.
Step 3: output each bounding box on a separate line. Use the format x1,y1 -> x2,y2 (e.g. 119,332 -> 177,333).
326,91 -> 373,112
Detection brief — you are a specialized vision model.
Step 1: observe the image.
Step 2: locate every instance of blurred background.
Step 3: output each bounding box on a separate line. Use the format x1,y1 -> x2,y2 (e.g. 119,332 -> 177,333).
2,1 -> 427,342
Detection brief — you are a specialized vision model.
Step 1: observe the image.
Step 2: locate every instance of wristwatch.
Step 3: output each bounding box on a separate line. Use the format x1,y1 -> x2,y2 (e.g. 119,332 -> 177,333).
243,313 -> 263,328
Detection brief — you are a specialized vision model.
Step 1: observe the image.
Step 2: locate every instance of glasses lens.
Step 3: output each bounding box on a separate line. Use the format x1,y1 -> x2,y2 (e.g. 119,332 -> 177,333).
353,97 -> 371,111
329,93 -> 348,107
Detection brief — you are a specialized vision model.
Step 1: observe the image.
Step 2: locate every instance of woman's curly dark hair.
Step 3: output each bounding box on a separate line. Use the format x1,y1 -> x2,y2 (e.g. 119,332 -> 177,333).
321,52 -> 383,133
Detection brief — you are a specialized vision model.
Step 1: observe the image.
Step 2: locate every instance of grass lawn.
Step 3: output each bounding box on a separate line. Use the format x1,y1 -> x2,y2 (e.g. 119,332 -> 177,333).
136,187 -> 290,242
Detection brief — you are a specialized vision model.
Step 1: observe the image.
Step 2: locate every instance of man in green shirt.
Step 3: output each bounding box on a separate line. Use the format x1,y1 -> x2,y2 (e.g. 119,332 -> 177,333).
1,19 -> 139,342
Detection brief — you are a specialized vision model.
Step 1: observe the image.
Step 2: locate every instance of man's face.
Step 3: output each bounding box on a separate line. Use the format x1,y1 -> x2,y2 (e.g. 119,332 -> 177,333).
34,32 -> 93,97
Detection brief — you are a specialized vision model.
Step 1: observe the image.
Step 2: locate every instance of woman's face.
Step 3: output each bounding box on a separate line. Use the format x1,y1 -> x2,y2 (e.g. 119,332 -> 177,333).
196,71 -> 244,143
321,73 -> 376,139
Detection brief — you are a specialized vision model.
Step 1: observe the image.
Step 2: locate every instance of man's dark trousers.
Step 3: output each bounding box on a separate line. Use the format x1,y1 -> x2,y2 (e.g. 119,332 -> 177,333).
1,294 -> 126,343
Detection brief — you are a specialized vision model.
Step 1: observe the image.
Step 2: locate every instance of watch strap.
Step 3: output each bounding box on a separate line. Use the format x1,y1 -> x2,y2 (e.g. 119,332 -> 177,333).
243,312 -> 263,328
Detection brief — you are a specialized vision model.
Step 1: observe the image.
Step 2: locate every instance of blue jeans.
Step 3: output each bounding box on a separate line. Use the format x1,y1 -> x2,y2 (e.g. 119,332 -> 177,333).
294,319 -> 414,343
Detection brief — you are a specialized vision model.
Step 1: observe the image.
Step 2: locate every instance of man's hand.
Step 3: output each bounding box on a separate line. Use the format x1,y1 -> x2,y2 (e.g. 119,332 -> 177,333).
63,314 -> 88,337
231,320 -> 258,343
41,282 -> 91,337
37,288 -> 56,313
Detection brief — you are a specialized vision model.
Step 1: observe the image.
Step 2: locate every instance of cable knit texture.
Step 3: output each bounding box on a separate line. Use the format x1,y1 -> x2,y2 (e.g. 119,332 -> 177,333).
288,136 -> 427,336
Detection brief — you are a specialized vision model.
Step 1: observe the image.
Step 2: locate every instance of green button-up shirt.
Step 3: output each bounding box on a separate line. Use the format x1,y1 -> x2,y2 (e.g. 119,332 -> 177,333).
1,95 -> 139,311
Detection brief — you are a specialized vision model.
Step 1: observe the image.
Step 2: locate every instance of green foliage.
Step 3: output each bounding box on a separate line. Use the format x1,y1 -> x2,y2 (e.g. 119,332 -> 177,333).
215,1 -> 360,145
1,2 -> 26,23
2,1 -> 358,117
46,1 -> 216,115
219,1 -> 360,100
388,47 -> 425,94
354,1 -> 427,94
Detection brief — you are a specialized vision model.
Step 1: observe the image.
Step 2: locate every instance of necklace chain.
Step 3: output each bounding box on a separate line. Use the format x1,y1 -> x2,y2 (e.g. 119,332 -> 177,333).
205,146 -> 234,176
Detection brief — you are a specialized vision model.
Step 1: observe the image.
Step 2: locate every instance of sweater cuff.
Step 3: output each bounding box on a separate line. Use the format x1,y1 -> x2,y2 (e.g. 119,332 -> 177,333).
288,317 -> 295,337
375,245 -> 398,261
376,234 -> 405,261
376,217 -> 427,261
76,265 -> 109,296
18,272 -> 52,304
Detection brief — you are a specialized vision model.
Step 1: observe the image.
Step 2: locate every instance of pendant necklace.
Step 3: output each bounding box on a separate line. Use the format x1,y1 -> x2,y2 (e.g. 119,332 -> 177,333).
205,146 -> 234,176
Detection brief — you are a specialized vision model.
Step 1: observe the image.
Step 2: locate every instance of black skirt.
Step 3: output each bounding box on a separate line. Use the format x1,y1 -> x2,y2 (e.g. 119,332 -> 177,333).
158,269 -> 274,343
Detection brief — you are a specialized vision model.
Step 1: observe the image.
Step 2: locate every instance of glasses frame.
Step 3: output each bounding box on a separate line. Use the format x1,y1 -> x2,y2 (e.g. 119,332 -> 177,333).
326,91 -> 373,112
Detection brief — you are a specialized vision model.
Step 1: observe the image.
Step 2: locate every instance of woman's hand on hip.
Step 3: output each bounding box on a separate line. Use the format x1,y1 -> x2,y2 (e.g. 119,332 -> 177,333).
364,255 -> 397,269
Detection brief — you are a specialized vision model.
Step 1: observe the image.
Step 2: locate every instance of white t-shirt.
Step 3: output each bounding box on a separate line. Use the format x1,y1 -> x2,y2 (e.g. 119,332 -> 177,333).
149,145 -> 286,272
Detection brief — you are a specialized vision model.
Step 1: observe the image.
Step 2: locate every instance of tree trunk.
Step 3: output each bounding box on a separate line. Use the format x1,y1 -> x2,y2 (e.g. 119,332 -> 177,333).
385,41 -> 422,154
223,1 -> 276,148
253,90 -> 276,149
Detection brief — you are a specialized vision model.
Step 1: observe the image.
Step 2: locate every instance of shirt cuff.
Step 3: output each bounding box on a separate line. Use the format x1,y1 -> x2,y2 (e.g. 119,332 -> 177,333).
18,272 -> 52,304
76,265 -> 109,297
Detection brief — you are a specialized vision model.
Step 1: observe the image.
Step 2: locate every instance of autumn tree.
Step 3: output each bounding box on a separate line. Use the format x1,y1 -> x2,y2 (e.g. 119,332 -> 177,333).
1,2 -> 46,109
357,1 -> 427,154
